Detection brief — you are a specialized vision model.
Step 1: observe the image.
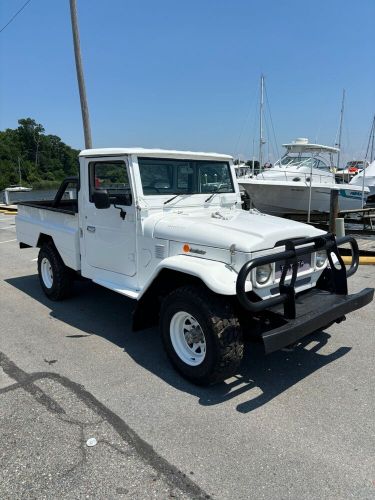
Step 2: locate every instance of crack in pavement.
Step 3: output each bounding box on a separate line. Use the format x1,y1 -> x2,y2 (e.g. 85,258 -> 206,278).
0,351 -> 210,499
59,425 -> 89,478
0,353 -> 65,414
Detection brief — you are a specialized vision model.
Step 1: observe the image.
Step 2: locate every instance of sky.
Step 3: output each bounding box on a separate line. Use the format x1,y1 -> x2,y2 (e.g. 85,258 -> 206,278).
0,0 -> 374,166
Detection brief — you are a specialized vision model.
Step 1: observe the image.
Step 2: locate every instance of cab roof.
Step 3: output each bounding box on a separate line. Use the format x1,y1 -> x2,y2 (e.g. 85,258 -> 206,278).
79,148 -> 233,161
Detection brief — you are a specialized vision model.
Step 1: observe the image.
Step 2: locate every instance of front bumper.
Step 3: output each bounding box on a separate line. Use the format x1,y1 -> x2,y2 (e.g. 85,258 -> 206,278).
262,287 -> 374,353
236,233 -> 374,353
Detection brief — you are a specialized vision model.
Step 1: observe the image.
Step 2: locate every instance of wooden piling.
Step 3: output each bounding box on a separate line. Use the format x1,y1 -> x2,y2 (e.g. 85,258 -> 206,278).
329,190 -> 339,234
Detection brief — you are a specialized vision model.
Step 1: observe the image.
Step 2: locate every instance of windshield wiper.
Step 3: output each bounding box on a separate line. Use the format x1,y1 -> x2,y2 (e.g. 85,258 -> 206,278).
205,192 -> 217,203
205,183 -> 225,203
164,194 -> 180,205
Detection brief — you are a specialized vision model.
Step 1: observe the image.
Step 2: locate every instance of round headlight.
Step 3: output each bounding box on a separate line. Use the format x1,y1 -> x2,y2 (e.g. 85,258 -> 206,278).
316,250 -> 327,268
255,264 -> 272,284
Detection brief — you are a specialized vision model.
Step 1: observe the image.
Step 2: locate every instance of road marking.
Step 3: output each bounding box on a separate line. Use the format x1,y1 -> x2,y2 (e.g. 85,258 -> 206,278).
0,226 -> 15,230
0,239 -> 17,244
31,258 -> 38,261
342,255 -> 375,265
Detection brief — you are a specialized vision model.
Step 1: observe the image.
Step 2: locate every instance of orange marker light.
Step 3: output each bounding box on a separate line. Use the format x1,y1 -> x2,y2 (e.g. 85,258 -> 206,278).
183,244 -> 190,253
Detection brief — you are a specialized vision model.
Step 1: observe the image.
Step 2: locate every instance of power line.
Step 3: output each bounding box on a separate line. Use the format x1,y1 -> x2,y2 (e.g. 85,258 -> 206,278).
0,0 -> 33,35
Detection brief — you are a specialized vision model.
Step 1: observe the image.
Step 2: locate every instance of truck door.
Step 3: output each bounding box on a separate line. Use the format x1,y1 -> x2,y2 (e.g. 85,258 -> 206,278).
83,157 -> 136,277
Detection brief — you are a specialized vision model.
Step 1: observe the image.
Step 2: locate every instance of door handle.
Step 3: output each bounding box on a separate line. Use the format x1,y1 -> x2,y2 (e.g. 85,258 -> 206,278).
87,225 -> 96,233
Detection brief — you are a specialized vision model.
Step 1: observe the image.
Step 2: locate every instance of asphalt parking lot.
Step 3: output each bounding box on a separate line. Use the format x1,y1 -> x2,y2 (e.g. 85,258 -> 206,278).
1,214 -> 374,499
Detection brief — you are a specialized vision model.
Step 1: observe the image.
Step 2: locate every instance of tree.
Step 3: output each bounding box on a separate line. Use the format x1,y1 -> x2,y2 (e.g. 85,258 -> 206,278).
17,118 -> 45,167
0,119 -> 79,191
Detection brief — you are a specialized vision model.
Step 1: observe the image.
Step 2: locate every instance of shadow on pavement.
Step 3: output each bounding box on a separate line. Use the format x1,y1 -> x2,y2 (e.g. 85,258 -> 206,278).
6,274 -> 351,413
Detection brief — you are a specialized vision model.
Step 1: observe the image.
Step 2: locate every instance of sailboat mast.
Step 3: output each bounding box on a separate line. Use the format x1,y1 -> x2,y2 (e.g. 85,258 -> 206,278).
259,74 -> 264,169
370,114 -> 375,163
365,113 -> 375,162
335,88 -> 345,170
18,156 -> 22,185
361,114 -> 375,208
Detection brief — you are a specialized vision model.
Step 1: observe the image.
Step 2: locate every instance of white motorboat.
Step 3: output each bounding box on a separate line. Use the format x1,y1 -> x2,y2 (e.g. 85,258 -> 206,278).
349,159 -> 375,197
335,160 -> 369,183
5,185 -> 32,192
349,115 -> 375,201
237,138 -> 368,216
2,185 -> 32,205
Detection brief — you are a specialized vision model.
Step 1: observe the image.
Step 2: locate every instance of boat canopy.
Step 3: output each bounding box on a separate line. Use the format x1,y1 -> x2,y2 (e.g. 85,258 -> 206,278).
282,138 -> 339,155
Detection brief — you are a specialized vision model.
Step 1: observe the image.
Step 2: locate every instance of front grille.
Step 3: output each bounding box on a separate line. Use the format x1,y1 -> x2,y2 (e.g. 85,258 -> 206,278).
270,277 -> 311,295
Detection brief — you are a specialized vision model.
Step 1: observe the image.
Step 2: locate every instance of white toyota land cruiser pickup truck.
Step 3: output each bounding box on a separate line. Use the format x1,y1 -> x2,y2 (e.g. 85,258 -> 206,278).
16,148 -> 373,385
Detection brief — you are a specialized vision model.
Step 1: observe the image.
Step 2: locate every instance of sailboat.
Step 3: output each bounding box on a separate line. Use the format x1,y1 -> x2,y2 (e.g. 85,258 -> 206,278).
3,158 -> 32,205
6,157 -> 32,192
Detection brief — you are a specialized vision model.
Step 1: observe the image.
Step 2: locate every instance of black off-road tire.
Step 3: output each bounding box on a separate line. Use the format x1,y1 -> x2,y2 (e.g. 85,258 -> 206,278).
160,285 -> 244,385
38,242 -> 74,300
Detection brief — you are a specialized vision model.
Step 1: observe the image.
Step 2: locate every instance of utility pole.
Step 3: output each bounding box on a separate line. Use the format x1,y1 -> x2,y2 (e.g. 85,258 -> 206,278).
69,0 -> 92,149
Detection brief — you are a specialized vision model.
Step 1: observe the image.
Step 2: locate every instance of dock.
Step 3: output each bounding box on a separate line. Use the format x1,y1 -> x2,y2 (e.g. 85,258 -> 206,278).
0,204 -> 18,214
339,207 -> 375,231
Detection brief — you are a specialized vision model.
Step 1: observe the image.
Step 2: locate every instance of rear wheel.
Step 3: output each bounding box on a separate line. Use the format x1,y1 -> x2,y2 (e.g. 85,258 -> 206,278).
38,242 -> 73,300
160,285 -> 244,385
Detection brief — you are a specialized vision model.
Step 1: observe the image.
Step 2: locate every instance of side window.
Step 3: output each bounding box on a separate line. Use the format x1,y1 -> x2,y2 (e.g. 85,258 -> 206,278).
89,161 -> 131,204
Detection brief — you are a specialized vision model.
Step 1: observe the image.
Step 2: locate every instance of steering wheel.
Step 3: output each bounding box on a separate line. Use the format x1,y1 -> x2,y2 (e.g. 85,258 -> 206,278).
212,182 -> 225,193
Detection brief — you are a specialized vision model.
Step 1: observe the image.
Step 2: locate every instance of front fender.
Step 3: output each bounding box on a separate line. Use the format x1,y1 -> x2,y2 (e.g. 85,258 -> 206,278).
138,254 -> 252,299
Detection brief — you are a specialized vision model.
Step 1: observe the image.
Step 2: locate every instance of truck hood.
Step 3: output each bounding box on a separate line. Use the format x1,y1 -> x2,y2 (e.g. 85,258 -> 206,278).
150,209 -> 323,253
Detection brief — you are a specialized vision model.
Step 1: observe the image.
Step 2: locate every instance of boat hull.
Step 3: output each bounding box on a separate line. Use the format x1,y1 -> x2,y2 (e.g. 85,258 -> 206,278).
239,180 -> 367,215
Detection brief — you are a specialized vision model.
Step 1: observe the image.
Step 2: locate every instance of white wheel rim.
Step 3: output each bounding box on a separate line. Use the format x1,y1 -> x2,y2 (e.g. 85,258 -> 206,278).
41,257 -> 54,288
170,311 -> 206,366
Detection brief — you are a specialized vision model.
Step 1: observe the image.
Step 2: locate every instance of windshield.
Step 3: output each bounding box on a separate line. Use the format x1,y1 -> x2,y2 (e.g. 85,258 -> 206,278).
277,155 -> 329,170
279,156 -> 312,166
138,158 -> 234,196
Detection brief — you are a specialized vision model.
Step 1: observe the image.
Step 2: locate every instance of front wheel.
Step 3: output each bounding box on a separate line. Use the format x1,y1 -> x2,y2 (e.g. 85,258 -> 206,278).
38,242 -> 74,300
160,285 -> 244,385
